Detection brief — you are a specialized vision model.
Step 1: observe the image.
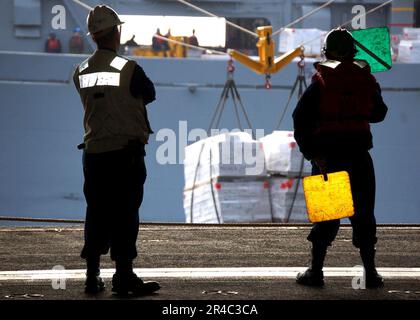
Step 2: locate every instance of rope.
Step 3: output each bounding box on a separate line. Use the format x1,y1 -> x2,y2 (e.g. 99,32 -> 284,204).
209,149 -> 222,223
231,89 -> 244,131
266,178 -> 275,222
285,157 -> 305,223
272,0 -> 336,36
275,56 -> 306,130
207,84 -> 229,132
72,0 -> 93,11
175,0 -> 258,38
231,81 -> 255,139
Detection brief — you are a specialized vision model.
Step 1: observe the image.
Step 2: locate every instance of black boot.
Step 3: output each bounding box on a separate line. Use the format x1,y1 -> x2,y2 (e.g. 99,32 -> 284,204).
112,260 -> 160,296
296,244 -> 327,287
360,246 -> 384,289
85,256 -> 105,294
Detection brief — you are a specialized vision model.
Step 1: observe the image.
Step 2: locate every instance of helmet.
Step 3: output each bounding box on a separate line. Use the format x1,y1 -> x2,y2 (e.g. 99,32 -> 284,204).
323,27 -> 357,59
87,5 -> 124,38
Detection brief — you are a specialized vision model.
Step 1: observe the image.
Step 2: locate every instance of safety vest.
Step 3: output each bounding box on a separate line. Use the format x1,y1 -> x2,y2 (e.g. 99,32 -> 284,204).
73,49 -> 151,153
47,39 -> 60,52
312,59 -> 377,136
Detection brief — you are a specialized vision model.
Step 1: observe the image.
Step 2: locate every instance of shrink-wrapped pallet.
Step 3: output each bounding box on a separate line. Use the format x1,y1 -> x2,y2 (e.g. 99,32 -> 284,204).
184,177 -> 272,223
183,132 -> 269,223
402,28 -> 420,40
184,132 -> 266,189
269,177 -> 308,222
259,131 -> 311,177
398,40 -> 420,63
278,28 -> 327,57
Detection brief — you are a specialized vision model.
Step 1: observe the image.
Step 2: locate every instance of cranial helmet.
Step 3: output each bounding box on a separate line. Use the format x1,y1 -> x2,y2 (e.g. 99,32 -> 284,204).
87,5 -> 124,38
323,27 -> 357,59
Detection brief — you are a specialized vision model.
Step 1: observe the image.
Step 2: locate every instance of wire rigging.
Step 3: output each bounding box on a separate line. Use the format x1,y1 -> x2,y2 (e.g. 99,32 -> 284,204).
272,0 -> 336,36
72,0 -> 93,11
175,0 -> 259,38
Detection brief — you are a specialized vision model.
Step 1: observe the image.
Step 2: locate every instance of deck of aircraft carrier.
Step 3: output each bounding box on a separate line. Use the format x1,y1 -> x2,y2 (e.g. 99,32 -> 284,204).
0,223 -> 419,305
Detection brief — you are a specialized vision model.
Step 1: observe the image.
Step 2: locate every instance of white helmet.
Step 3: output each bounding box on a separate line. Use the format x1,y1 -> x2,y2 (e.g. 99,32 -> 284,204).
87,5 -> 124,38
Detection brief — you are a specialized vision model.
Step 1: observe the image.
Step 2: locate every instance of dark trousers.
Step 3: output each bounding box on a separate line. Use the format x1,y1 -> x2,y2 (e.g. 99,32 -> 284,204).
307,151 -> 377,249
81,146 -> 146,262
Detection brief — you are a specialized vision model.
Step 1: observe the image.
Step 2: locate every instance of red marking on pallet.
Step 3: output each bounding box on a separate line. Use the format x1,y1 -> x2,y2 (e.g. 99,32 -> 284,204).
280,179 -> 295,190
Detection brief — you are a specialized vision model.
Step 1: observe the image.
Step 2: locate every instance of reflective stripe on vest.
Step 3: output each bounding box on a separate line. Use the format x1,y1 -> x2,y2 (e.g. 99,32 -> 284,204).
74,50 -> 150,152
79,60 -> 89,72
79,72 -> 120,88
78,57 -> 128,88
110,56 -> 128,71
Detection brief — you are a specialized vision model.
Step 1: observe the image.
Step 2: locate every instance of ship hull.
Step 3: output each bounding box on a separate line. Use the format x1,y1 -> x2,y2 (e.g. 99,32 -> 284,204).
0,52 -> 419,223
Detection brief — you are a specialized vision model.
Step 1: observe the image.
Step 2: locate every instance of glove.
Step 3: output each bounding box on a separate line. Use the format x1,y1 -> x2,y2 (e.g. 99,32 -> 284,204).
314,157 -> 328,181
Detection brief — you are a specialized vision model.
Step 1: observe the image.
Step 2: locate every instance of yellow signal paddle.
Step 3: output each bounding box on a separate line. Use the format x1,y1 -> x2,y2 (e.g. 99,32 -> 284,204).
303,171 -> 354,223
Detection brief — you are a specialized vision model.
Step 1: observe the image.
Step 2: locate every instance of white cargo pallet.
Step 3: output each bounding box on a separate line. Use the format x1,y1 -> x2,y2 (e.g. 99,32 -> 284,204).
259,131 -> 312,177
184,176 -> 272,223
268,176 -> 308,223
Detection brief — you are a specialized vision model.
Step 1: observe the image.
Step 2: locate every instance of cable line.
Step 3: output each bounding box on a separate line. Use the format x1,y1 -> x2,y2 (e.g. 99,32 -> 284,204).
72,0 -> 93,11
175,0 -> 258,38
272,0 -> 336,36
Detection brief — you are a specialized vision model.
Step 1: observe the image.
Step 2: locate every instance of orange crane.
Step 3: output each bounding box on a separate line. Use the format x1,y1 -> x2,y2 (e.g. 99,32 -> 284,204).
228,26 -> 304,76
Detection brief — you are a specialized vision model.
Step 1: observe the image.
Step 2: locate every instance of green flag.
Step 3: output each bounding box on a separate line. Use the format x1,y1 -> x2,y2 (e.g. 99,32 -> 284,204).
351,27 -> 392,73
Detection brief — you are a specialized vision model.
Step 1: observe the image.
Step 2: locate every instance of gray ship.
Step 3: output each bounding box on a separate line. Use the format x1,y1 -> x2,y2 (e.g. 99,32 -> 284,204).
0,0 -> 419,224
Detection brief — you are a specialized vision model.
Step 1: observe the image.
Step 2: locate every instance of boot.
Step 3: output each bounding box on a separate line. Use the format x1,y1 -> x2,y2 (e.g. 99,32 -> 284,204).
85,256 -> 105,294
360,246 -> 384,289
112,260 -> 160,296
296,244 -> 327,287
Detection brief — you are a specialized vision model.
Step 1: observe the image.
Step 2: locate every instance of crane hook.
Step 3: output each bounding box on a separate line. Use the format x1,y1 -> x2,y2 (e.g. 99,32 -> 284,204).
265,74 -> 272,89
